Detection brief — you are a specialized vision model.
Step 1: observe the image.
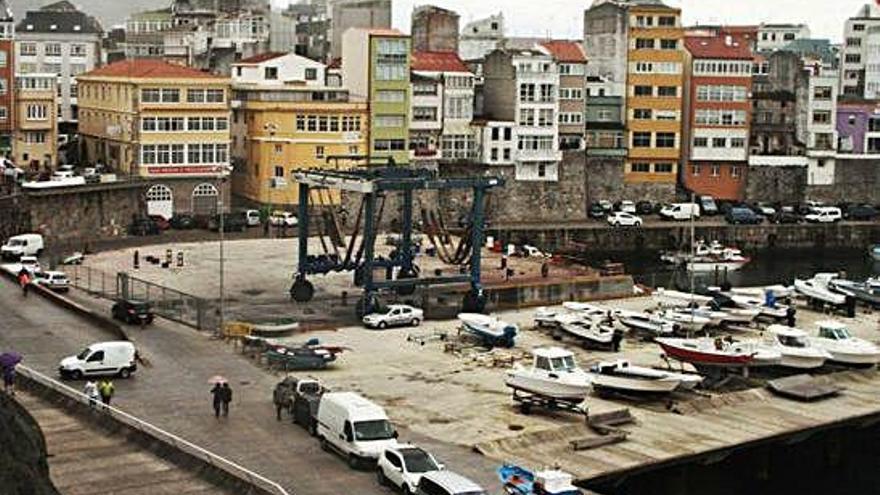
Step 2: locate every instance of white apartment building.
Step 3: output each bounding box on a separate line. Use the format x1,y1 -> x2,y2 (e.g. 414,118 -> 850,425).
232,51 -> 327,86
840,3 -> 880,97
755,23 -> 811,51
806,67 -> 839,186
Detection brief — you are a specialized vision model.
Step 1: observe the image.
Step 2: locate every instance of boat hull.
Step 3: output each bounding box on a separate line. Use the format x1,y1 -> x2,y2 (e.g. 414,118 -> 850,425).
688,260 -> 749,272
825,350 -> 880,365
657,339 -> 753,367
588,374 -> 680,394
504,373 -> 591,401
778,353 -> 827,370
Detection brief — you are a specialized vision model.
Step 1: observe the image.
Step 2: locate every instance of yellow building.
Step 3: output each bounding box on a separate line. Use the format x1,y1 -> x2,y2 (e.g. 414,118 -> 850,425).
230,52 -> 367,206
625,2 -> 685,184
77,59 -> 231,218
14,73 -> 58,171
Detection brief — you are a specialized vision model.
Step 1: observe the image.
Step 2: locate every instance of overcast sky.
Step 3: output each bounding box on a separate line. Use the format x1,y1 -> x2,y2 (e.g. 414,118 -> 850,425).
274,0 -> 866,43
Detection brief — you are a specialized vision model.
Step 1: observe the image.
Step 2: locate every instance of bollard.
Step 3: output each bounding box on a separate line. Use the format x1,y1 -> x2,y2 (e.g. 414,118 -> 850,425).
133,250 -> 140,270
177,251 -> 184,267
165,249 -> 172,265
341,290 -> 348,306
541,262 -> 549,278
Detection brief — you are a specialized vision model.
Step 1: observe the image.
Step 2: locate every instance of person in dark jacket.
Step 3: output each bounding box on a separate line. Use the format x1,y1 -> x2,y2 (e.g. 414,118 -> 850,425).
210,383 -> 223,418
220,383 -> 232,417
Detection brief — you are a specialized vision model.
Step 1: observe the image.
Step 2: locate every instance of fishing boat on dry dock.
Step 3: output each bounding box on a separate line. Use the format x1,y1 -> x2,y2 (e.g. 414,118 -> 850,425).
763,325 -> 831,370
829,277 -> 880,307
504,347 -> 592,401
656,337 -> 780,368
616,309 -> 678,339
554,313 -> 620,350
661,240 -> 751,272
794,273 -> 848,306
656,308 -> 711,333
588,360 -> 703,394
808,320 -> 880,365
458,313 -> 518,348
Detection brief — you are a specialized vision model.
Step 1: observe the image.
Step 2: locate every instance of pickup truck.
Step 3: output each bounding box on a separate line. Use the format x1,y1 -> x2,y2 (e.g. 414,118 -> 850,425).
273,376 -> 327,435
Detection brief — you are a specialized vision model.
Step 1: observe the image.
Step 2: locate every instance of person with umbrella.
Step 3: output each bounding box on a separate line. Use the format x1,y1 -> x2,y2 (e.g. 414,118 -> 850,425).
0,352 -> 22,396
209,376 -> 226,419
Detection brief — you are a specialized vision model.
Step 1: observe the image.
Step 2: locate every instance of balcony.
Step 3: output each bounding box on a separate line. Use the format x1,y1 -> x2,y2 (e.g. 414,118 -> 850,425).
517,148 -> 562,162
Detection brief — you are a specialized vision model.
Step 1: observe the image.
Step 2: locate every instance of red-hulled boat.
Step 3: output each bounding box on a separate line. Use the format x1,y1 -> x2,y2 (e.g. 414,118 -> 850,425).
656,337 -> 755,367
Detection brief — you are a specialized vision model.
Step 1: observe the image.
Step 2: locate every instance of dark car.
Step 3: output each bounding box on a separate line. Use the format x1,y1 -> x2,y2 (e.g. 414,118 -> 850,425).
725,207 -> 763,225
209,212 -> 247,232
848,204 -> 878,221
170,214 -> 197,230
111,299 -> 155,325
588,202 -> 605,219
770,211 -> 801,224
128,217 -> 161,236
636,200 -> 654,215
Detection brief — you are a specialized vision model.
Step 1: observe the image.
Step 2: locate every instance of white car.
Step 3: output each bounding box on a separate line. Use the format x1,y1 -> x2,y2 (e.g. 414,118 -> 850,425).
805,207 -> 842,223
363,304 -> 424,329
34,271 -> 69,292
269,211 -> 298,227
245,209 -> 261,227
617,200 -> 637,214
377,445 -> 444,494
51,169 -> 76,180
19,255 -> 42,274
755,204 -> 776,216
607,211 -> 643,228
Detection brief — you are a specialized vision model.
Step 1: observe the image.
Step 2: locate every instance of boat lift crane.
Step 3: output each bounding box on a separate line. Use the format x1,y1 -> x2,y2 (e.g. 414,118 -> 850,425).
290,165 -> 504,317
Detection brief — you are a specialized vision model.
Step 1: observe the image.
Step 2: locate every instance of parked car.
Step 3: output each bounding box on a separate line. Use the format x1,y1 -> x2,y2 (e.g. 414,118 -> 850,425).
209,212 -> 248,232
269,211 -> 298,227
245,209 -> 262,227
111,299 -> 155,325
1,233 -> 44,260
770,211 -> 801,224
847,204 -> 878,221
597,200 -> 613,213
699,196 -> 719,216
615,200 -> 637,214
607,211 -> 643,228
415,471 -> 487,495
19,255 -> 42,274
588,202 -> 606,219
316,392 -> 399,469
58,341 -> 138,380
377,445 -> 444,494
805,206 -> 842,223
363,304 -> 423,329
128,217 -> 161,236
659,203 -> 700,221
170,214 -> 197,230
149,215 -> 171,230
725,207 -> 763,225
752,203 -> 777,217
281,376 -> 327,436
33,270 -> 69,292
635,200 -> 654,215
51,169 -> 76,181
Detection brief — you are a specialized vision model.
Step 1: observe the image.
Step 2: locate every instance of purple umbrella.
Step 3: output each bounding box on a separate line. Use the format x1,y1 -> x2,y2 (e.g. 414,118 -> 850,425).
0,352 -> 22,368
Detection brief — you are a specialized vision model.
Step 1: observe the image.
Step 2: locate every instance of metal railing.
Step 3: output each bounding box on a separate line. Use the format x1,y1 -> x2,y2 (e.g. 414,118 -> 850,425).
67,265 -> 118,299
16,365 -> 291,495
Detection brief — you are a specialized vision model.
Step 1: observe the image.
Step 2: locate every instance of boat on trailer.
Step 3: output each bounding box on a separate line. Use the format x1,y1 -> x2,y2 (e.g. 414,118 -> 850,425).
504,347 -> 591,401
763,325 -> 831,370
588,360 -> 703,394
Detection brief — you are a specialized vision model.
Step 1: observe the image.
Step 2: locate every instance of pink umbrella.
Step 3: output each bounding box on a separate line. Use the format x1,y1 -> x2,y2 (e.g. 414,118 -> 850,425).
208,375 -> 227,385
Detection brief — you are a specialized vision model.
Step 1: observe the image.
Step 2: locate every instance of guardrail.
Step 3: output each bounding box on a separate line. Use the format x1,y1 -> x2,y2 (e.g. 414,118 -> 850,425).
16,365 -> 291,495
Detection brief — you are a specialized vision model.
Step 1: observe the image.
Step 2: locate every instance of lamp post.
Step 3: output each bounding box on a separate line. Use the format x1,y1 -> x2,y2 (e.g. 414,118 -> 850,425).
215,163 -> 233,338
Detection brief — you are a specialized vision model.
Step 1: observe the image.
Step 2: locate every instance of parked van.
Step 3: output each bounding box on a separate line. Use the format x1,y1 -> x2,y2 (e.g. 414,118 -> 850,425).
659,203 -> 701,221
805,206 -> 842,224
58,341 -> 138,380
1,233 -> 44,260
316,392 -> 398,468
416,471 -> 487,495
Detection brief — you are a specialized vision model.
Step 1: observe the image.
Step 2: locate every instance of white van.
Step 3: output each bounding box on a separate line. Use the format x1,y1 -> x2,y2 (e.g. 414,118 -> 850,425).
316,392 -> 398,469
1,233 -> 44,260
660,203 -> 701,221
58,341 -> 138,380
805,206 -> 842,224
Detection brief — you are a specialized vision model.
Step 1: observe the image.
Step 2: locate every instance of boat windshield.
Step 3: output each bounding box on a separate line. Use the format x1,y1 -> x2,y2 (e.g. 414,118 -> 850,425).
550,356 -> 577,371
778,335 -> 807,348
353,420 -> 396,442
820,327 -> 851,340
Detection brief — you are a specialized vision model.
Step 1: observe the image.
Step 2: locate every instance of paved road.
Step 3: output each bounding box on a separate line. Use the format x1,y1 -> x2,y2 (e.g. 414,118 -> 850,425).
0,281 -> 502,494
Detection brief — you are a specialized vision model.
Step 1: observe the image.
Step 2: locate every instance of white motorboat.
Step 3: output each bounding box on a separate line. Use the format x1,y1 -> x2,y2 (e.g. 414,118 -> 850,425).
617,310 -> 677,338
652,288 -> 713,308
533,307 -> 559,328
458,313 -> 518,348
708,295 -> 761,323
829,278 -> 880,307
808,320 -> 880,365
763,325 -> 831,370
656,309 -> 710,333
661,240 -> 751,272
687,306 -> 732,327
725,293 -> 793,320
554,313 -> 617,348
794,273 -> 847,306
588,360 -> 703,394
562,301 -> 614,321
730,285 -> 794,300
504,347 -> 592,401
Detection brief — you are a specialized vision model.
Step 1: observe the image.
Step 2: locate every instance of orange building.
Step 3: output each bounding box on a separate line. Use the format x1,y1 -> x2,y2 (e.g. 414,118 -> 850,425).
682,33 -> 753,201
624,2 -> 686,184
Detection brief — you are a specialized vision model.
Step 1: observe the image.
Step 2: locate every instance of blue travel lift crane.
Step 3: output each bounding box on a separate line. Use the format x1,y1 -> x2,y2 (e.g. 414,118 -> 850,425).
290,164 -> 504,318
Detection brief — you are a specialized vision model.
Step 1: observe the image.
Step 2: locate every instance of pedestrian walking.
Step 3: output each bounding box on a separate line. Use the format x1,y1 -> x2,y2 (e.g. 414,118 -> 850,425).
211,383 -> 223,418
17,269 -> 30,297
273,382 -> 292,421
220,382 -> 232,417
98,379 -> 115,409
83,380 -> 99,408
2,364 -> 16,396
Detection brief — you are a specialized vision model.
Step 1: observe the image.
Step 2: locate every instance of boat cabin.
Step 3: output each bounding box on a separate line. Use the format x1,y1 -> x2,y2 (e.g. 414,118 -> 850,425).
532,348 -> 578,373
817,321 -> 852,341
767,326 -> 809,348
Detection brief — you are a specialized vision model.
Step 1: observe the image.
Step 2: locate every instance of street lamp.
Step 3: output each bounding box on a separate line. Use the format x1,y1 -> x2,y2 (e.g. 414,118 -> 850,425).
214,163 -> 234,338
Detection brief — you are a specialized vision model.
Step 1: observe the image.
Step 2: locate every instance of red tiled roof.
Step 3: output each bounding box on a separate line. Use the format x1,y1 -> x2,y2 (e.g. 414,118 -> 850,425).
236,52 -> 287,65
80,59 -> 225,79
539,40 -> 587,63
411,51 -> 470,73
684,34 -> 753,60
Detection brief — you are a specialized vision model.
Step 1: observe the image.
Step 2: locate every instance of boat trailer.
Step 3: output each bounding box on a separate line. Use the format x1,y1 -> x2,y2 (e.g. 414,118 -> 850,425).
291,165 -> 504,317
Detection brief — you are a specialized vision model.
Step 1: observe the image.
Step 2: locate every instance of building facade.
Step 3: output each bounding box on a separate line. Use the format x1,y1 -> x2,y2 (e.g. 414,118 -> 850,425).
755,23 -> 811,51
341,28 -> 411,165
411,5 -> 459,54
230,52 -> 366,206
330,0 -> 392,61
13,73 -> 57,171
750,51 -> 809,157
540,40 -> 587,151
482,49 -> 561,181
583,1 -> 628,100
837,99 -> 880,155
0,1 -> 13,156
459,13 -> 504,62
15,1 -> 102,133
840,4 -> 880,98
682,33 -> 753,201
624,2 -> 686,184
77,59 -> 231,219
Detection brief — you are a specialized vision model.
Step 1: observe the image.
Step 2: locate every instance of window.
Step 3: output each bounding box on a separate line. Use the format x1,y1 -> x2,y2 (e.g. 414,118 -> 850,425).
539,84 -> 555,102
559,88 -> 583,100
712,137 -> 726,147
142,145 -> 156,164
305,68 -> 317,81
274,144 -> 283,154
377,90 -> 405,102
188,144 -> 201,163
274,166 -> 284,178
813,86 -> 832,100
634,85 -> 652,96
491,128 -> 500,141
0,51 -> 6,68
692,164 -> 700,176
654,163 -> 673,173
660,39 -> 678,50
634,109 -> 652,120
731,166 -> 741,179
413,83 -> 436,96
491,148 -> 498,161
632,132 -> 651,147
374,139 -> 406,151
635,38 -> 655,49
20,43 -> 37,56
657,86 -> 677,97
70,44 -> 86,57
846,37 -> 861,47
597,109 -> 612,121
0,107 -> 6,121
559,112 -> 583,124
519,108 -> 535,126
845,54 -> 861,64
446,96 -> 471,119
315,146 -> 325,159
658,16 -> 676,26
341,116 -> 361,132
503,148 -> 511,160
854,24 -> 866,31
731,138 -> 746,148
635,15 -> 654,27
264,67 -> 278,80
413,107 -> 437,122
711,165 -> 720,177
161,88 -> 180,103
538,109 -> 554,127
812,111 -> 831,124
171,144 -> 185,163
374,114 -> 405,128
375,64 -> 406,81
519,83 -> 536,102
656,132 -> 676,148
206,89 -> 224,103
25,132 -> 46,143
504,128 -> 512,141
26,104 -> 47,120
694,137 -> 708,147
631,162 -> 650,172
45,43 -> 62,56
